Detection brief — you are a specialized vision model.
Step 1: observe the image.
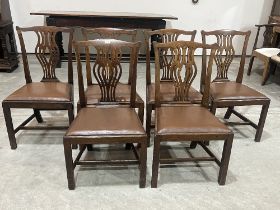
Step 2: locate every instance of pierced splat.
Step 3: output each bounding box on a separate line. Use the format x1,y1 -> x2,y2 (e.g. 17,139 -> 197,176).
160,33 -> 181,81
93,46 -> 122,102
213,34 -> 235,81
160,45 -> 197,101
34,30 -> 60,82
145,29 -> 196,85
160,48 -> 175,80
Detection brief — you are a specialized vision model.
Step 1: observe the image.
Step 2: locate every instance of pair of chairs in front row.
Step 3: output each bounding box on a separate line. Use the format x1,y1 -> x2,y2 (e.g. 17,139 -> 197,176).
66,38 -> 233,189
2,27 -> 270,189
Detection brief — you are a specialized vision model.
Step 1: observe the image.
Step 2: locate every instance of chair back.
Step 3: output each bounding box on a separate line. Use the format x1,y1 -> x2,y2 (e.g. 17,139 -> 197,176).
201,30 -> 250,84
74,39 -> 141,108
144,29 -> 197,84
81,27 -> 137,84
16,26 -> 74,84
153,41 -> 218,108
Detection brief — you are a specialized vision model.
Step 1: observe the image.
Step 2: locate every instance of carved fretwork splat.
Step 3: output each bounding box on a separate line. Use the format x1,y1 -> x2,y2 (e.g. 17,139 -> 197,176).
35,30 -> 59,82
214,34 -> 235,81
93,46 -> 122,102
159,34 -> 181,81
162,46 -> 197,101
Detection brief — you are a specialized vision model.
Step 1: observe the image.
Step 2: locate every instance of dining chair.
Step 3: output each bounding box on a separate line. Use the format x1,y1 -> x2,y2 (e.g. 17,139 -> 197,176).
201,30 -> 270,142
63,39 -> 147,189
151,40 -> 234,188
247,23 -> 280,85
144,29 -> 201,146
80,27 -> 144,123
2,26 -> 74,149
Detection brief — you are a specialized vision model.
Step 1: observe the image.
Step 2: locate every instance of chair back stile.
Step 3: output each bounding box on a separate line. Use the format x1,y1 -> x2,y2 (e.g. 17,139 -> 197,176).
144,29 -> 197,85
153,41 -> 218,109
201,30 -> 251,84
74,39 -> 141,109
16,26 -> 74,84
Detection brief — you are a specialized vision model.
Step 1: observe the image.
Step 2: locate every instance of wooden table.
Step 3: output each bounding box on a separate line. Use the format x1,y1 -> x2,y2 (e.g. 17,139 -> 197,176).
30,11 -> 178,61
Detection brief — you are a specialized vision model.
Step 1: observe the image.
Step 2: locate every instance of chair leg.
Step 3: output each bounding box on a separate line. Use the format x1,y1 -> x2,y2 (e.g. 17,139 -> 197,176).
218,134 -> 233,185
125,143 -> 133,150
255,102 -> 270,142
190,141 -> 198,149
270,61 -> 277,75
139,141 -> 147,188
68,106 -> 78,149
210,102 -> 217,115
138,102 -> 144,124
86,144 -> 93,151
33,109 -> 43,123
262,60 -> 270,85
151,137 -> 160,188
224,106 -> 234,119
68,106 -> 74,125
205,102 -> 218,146
3,104 -> 17,149
63,141 -> 75,190
146,104 -> 152,147
247,56 -> 255,76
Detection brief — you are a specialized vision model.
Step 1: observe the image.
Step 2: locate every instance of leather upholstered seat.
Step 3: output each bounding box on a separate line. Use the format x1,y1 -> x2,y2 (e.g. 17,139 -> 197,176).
66,107 -> 145,136
6,82 -> 72,102
210,81 -> 267,102
156,106 -> 230,135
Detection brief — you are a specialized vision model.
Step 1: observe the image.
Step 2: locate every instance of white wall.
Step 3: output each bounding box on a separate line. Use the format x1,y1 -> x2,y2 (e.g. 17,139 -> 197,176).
9,0 -> 274,53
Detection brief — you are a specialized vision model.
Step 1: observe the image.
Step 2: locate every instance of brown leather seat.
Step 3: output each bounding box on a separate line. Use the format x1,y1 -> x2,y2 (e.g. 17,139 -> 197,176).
147,82 -> 202,104
85,83 -> 143,105
66,107 -> 146,136
6,82 -> 72,102
156,106 -> 230,135
210,81 -> 267,101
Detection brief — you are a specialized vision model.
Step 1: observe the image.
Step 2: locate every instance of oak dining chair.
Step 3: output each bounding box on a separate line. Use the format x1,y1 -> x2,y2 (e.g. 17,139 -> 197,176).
201,29 -> 270,142
63,39 -> 147,189
2,26 -> 74,149
151,40 -> 234,188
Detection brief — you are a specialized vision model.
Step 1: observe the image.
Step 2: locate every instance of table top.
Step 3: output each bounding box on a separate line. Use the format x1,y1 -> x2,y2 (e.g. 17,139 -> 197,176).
30,11 -> 178,20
